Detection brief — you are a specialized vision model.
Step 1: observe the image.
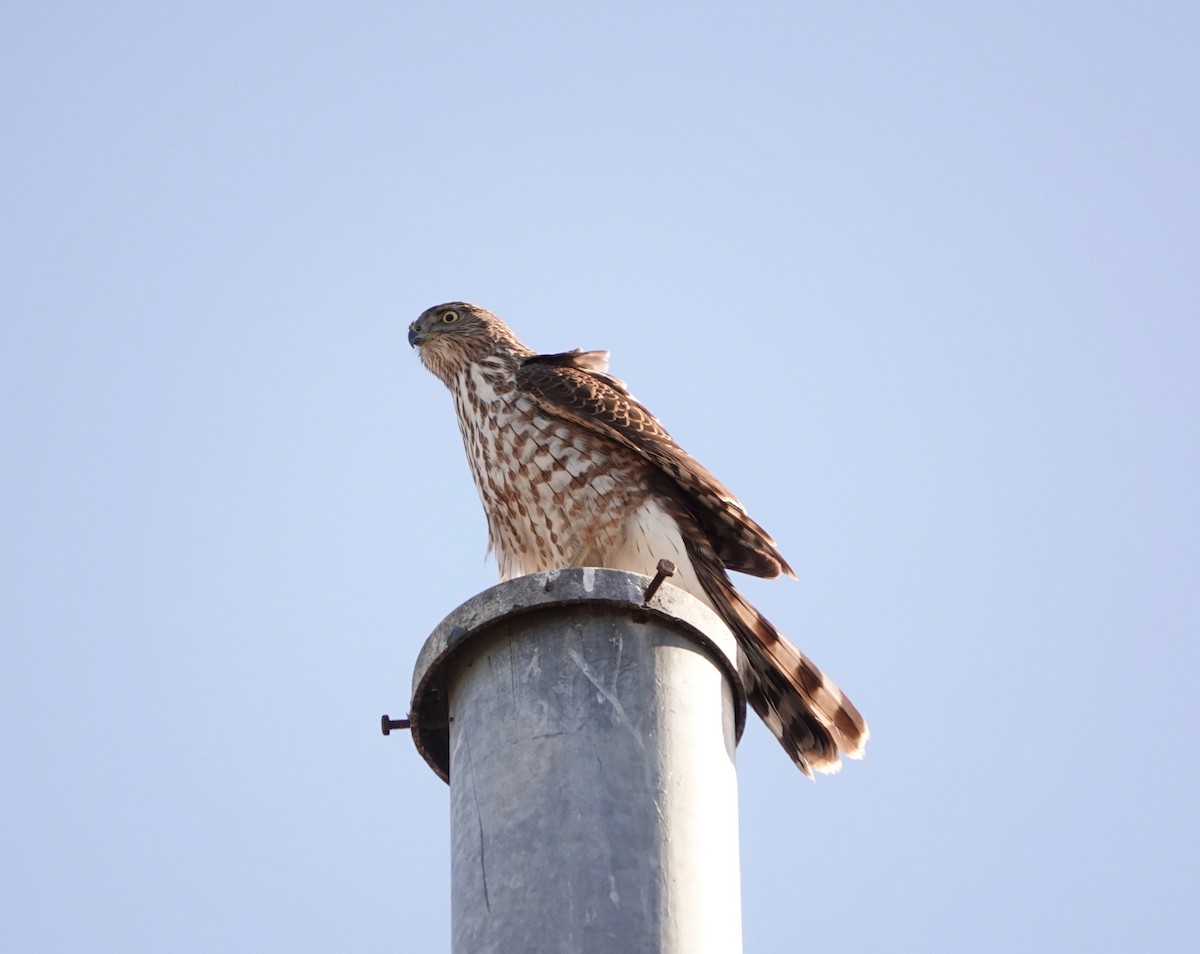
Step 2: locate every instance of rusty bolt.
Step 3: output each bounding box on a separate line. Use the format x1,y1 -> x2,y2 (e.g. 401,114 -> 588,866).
643,559 -> 676,604
381,714 -> 411,736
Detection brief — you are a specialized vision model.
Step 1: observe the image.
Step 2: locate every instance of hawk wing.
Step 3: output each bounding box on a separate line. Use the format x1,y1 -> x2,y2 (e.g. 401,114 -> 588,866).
516,350 -> 795,580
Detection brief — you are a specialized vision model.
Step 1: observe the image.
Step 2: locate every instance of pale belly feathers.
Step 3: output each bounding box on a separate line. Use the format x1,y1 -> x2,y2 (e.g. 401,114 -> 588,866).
451,364 -> 710,607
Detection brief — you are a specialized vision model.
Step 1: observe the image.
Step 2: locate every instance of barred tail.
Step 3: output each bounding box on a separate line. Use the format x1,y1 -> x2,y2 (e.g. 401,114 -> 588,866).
688,544 -> 869,777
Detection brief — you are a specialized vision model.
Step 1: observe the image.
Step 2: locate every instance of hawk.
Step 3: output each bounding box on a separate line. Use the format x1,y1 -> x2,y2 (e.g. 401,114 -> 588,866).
408,301 -> 868,776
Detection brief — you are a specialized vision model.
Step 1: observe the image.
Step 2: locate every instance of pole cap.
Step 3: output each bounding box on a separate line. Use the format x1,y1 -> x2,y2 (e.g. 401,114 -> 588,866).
408,568 -> 746,782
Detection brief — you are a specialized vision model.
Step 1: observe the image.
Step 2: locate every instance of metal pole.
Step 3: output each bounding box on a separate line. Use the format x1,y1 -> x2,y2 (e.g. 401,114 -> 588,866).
404,568 -> 746,954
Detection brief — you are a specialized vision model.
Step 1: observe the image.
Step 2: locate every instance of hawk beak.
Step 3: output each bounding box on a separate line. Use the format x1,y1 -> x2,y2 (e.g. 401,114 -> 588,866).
408,324 -> 426,347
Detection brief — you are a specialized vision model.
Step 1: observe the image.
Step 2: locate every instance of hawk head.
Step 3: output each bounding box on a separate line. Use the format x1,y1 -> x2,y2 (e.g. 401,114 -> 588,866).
409,301 -> 529,383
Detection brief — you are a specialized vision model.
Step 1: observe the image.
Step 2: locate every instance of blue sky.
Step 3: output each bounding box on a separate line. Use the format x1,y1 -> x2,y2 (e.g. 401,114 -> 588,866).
3,2 -> 1197,951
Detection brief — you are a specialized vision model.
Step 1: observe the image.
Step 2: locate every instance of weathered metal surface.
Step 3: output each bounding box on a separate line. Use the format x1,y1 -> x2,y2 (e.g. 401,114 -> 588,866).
409,568 -> 744,954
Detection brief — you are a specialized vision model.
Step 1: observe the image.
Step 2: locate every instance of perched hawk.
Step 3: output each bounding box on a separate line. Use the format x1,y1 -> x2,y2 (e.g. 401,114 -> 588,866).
408,301 -> 868,776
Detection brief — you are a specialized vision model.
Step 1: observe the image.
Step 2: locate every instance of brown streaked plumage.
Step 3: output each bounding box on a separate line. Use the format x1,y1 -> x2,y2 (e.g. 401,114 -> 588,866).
408,301 -> 868,776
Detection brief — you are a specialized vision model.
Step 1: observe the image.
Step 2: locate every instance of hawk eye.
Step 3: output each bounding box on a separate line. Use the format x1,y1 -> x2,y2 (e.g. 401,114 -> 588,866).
441,310 -> 460,324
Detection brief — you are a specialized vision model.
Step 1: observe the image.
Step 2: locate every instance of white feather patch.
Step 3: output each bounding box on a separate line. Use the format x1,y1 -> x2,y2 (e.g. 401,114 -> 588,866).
608,498 -> 711,609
